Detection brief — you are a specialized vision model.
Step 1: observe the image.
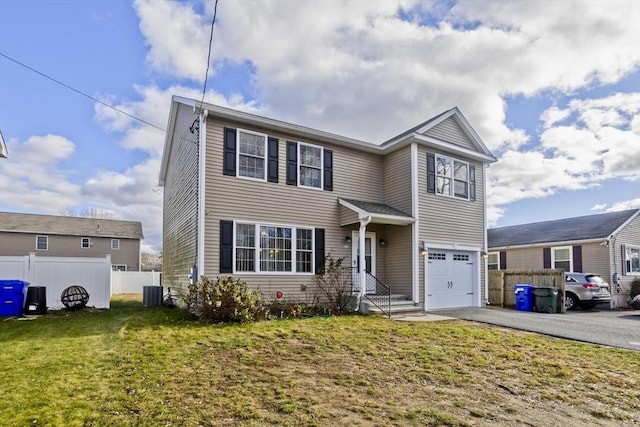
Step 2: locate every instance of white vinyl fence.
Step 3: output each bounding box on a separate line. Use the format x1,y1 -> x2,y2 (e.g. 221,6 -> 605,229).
0,253 -> 111,309
111,271 -> 161,294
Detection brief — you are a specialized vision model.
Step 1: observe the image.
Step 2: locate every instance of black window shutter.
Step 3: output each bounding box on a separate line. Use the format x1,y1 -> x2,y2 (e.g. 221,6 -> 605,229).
621,244 -> 627,275
499,251 -> 507,270
323,149 -> 333,191
314,228 -> 325,275
572,245 -> 582,273
286,141 -> 297,185
543,247 -> 551,269
267,137 -> 279,183
223,127 -> 237,176
427,153 -> 435,193
469,164 -> 476,201
220,220 -> 233,273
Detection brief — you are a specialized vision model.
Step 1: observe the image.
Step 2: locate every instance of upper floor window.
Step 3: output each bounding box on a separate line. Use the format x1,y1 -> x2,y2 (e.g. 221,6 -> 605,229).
81,237 -> 91,249
625,245 -> 640,274
36,235 -> 48,251
552,246 -> 572,271
427,153 -> 476,201
237,129 -> 267,180
111,239 -> 120,250
299,143 -> 323,189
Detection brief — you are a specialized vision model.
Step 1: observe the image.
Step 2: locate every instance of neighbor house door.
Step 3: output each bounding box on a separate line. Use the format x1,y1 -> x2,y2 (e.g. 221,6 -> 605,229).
352,231 -> 376,293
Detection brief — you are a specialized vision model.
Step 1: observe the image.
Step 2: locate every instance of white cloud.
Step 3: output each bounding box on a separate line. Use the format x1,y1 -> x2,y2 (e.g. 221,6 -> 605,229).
605,199 -> 640,212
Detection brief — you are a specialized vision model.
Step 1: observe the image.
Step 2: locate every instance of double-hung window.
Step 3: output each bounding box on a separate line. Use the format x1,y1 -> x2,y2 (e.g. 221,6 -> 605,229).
237,129 -> 267,180
552,246 -> 572,271
234,222 -> 313,273
36,235 -> 48,251
428,153 -> 475,200
487,253 -> 499,270
625,245 -> 640,274
299,143 -> 322,189
111,239 -> 120,250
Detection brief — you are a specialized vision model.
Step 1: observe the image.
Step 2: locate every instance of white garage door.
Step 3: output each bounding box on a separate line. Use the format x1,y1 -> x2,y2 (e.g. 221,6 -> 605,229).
427,250 -> 474,309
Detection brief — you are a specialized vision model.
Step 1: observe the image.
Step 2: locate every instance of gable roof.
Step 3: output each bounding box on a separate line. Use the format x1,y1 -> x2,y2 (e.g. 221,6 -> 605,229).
0,212 -> 144,239
488,209 -> 640,248
160,96 -> 497,185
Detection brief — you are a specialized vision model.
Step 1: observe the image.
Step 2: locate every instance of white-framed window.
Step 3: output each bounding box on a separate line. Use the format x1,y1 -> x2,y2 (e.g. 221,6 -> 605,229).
36,235 -> 48,251
625,245 -> 640,275
112,265 -> 127,272
237,129 -> 267,180
81,237 -> 91,249
298,142 -> 323,189
487,252 -> 500,270
552,246 -> 572,271
435,155 -> 470,199
111,239 -> 120,250
234,221 -> 314,274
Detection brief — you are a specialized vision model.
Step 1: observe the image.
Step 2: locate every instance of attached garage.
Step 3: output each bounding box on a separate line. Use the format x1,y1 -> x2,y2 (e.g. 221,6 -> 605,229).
426,249 -> 476,309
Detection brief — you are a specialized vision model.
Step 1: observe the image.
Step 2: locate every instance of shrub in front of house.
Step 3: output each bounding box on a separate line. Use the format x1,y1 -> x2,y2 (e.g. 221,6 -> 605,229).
184,276 -> 263,323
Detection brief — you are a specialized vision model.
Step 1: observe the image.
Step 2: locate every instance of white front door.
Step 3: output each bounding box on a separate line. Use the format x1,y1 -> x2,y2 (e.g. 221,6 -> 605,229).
352,231 -> 376,293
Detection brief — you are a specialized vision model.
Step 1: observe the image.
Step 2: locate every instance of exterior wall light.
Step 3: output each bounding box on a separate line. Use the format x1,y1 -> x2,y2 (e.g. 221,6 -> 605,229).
419,241 -> 427,256
379,238 -> 387,247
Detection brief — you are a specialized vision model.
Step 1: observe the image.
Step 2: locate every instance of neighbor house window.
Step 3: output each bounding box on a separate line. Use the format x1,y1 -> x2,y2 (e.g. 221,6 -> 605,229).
112,265 -> 127,272
81,237 -> 90,248
435,155 -> 470,199
36,235 -> 48,251
234,222 -> 313,273
299,143 -> 322,188
552,246 -> 572,271
237,129 -> 267,180
625,245 -> 640,274
487,253 -> 499,270
111,239 -> 120,250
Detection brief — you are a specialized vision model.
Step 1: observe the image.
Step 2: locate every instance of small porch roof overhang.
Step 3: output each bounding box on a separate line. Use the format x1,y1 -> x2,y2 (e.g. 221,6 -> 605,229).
338,198 -> 415,226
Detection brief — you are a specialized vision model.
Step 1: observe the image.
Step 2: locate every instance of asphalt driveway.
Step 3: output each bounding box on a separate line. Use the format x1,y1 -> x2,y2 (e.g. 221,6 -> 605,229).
427,306 -> 640,351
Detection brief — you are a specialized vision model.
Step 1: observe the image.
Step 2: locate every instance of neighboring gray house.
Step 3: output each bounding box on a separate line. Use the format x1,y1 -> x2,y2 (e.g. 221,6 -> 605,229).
159,96 -> 497,312
488,209 -> 640,308
0,212 -> 144,271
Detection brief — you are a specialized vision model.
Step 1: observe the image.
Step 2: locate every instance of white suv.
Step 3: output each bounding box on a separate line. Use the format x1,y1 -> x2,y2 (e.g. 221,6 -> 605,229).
564,273 -> 611,310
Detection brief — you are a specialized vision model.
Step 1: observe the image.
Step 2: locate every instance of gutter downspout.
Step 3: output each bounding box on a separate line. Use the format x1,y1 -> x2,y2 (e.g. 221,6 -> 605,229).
358,216 -> 372,307
197,109 -> 208,278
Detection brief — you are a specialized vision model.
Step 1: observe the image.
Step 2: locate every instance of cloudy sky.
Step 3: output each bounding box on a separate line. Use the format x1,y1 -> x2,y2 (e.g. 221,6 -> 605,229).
0,0 -> 638,254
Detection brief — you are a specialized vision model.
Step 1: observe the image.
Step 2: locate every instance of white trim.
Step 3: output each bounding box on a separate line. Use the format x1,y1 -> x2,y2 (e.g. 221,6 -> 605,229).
413,133 -> 495,163
411,143 -> 420,305
624,244 -> 640,275
422,241 -> 482,252
197,110 -> 207,277
36,235 -> 48,251
338,198 -> 416,225
351,230 -> 377,276
487,252 -> 500,271
483,163 -> 489,304
111,239 -> 120,250
236,128 -> 268,182
297,141 -> 324,190
81,237 -> 91,249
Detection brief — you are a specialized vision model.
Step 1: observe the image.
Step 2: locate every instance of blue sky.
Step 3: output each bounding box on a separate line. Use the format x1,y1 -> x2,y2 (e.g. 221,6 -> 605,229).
0,0 -> 638,253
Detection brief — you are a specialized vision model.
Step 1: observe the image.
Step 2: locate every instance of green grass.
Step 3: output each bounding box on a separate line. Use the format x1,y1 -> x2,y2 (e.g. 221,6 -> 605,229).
1,295 -> 639,426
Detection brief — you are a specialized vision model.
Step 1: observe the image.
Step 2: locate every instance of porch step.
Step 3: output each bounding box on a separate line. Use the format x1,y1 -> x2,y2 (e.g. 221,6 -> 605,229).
360,294 -> 422,315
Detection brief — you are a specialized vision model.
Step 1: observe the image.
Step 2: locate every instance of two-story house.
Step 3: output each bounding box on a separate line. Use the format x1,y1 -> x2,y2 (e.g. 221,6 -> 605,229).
0,212 -> 143,271
159,96 -> 497,312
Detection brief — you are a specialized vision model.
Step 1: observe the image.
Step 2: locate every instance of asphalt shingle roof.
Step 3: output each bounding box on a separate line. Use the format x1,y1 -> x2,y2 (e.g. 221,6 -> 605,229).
0,212 -> 144,239
488,209 -> 639,248
340,198 -> 412,218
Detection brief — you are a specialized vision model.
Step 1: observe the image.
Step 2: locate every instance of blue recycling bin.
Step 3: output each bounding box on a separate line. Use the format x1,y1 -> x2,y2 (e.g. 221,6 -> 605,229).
514,284 -> 534,312
0,280 -> 29,317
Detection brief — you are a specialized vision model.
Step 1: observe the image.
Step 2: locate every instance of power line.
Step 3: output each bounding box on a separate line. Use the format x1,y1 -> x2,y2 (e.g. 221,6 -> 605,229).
200,0 -> 220,108
0,51 -> 166,132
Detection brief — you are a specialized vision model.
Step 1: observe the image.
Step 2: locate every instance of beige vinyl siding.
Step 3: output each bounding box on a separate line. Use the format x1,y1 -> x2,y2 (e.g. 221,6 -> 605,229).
501,247 -> 545,270
580,243 -> 610,277
613,215 -> 640,291
424,117 -> 476,151
162,104 -> 200,293
0,232 -> 140,270
383,224 -> 412,295
383,147 -> 412,214
339,205 -> 359,227
202,118 -> 386,299
417,146 -> 485,247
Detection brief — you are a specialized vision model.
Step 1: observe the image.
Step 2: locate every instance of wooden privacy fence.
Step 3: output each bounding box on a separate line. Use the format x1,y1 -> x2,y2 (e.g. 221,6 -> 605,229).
489,269 -> 565,313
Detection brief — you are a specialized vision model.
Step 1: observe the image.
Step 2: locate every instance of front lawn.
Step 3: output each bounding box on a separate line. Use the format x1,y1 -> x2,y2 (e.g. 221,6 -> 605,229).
0,295 -> 638,426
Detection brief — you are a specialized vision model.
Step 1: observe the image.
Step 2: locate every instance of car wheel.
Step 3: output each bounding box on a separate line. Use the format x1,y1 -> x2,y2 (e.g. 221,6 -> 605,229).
565,293 -> 579,311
